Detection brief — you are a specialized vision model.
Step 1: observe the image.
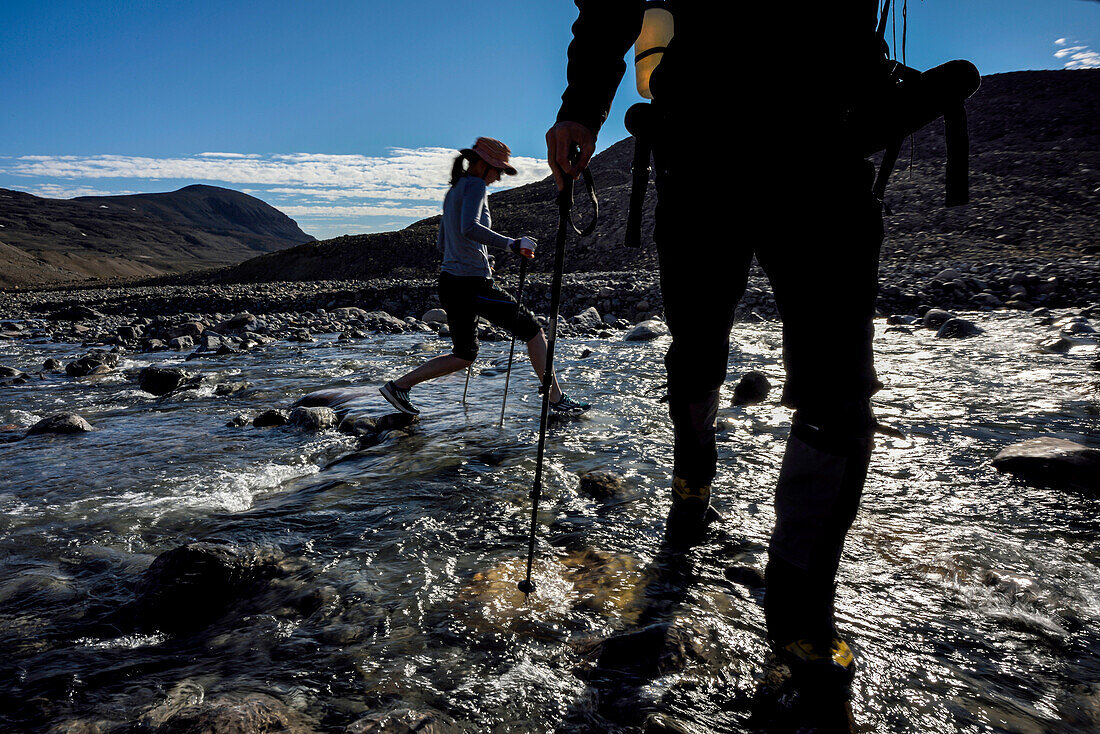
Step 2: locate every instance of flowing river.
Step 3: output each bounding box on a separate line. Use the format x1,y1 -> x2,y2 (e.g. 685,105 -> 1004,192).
0,310 -> 1097,733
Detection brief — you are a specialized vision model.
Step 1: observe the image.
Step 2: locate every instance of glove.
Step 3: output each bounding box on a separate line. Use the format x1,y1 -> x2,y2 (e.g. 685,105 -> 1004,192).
510,236 -> 537,259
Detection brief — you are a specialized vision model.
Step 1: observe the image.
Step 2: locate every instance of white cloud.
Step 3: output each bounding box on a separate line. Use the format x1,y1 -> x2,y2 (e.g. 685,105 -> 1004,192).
4,148 -> 548,197
1054,38 -> 1100,69
0,146 -> 552,238
276,204 -> 441,218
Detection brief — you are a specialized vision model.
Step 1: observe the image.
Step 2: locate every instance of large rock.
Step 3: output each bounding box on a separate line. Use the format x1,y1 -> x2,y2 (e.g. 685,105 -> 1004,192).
422,309 -> 448,325
624,320 -> 669,342
159,692 -> 317,734
993,437 -> 1100,493
0,365 -> 25,378
27,413 -> 93,435
346,709 -> 461,734
138,366 -> 187,396
362,311 -> 408,333
48,305 -> 103,321
253,409 -> 290,428
134,541 -> 287,633
289,406 -> 338,431
936,318 -> 983,339
215,312 -> 257,333
732,370 -> 771,405
572,306 -> 603,330
578,471 -> 625,500
922,308 -> 957,329
66,351 -> 120,377
167,321 -> 204,339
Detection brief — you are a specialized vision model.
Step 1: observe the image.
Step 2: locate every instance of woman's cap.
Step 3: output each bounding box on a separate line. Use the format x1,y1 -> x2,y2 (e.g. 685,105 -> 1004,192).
460,137 -> 518,175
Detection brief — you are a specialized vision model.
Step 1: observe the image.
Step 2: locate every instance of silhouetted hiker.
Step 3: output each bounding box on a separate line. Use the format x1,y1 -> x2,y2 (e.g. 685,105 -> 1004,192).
547,2 -> 891,687
381,137 -> 590,417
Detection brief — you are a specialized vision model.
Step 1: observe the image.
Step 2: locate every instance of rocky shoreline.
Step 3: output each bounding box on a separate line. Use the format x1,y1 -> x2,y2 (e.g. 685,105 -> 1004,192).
3,254 -> 1098,329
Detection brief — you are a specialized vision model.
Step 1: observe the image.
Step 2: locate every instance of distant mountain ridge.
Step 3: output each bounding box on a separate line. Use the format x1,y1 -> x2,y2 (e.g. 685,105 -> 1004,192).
202,69 -> 1099,285
0,184 -> 313,289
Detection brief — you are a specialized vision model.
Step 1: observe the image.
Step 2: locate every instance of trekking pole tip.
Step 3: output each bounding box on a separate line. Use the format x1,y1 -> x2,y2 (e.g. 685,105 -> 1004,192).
517,579 -> 536,595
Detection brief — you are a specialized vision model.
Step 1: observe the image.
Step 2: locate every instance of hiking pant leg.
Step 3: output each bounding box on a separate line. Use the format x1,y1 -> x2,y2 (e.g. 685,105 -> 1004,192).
754,159 -> 883,641
653,147 -> 753,489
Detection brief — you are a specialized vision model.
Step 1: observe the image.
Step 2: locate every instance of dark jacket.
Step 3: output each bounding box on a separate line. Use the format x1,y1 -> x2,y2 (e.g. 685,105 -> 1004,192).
557,1 -> 883,147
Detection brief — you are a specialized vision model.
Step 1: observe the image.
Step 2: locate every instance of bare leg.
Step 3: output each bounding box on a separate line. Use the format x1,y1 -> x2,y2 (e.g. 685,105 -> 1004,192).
394,354 -> 472,390
525,330 -> 563,403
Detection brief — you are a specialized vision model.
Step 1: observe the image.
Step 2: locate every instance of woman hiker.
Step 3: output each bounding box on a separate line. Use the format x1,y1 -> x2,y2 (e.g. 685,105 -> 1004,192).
380,137 -> 590,418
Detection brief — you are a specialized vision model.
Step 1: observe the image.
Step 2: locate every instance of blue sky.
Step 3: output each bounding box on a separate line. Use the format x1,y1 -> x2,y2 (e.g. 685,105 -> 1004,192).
1,0 -> 1098,239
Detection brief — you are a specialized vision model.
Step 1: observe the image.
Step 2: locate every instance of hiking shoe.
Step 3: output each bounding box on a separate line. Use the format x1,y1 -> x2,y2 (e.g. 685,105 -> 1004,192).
776,637 -> 857,685
379,380 -> 419,415
549,393 -> 590,415
664,477 -> 719,547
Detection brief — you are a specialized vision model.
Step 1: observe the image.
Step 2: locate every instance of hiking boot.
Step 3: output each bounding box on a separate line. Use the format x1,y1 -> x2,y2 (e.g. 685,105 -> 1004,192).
549,393 -> 590,415
664,477 -> 718,547
775,636 -> 857,686
379,380 -> 420,415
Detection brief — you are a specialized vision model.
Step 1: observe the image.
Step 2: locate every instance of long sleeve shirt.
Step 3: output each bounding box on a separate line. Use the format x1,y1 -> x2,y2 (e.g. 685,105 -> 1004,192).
437,175 -> 512,278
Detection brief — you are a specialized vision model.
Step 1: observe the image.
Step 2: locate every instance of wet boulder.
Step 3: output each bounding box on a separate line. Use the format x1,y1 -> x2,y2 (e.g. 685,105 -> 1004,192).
922,308 -> 957,329
578,471 -> 625,500
1038,336 -> 1073,354
0,365 -> 25,378
134,541 -> 288,633
157,692 -> 317,734
992,437 -> 1100,494
138,366 -> 187,396
339,415 -> 378,437
886,314 -> 919,326
65,351 -> 120,377
117,325 -> 143,342
226,414 -> 250,428
27,413 -> 93,435
624,319 -> 669,342
289,406 -> 338,431
346,708 -> 461,734
253,409 -> 290,428
732,370 -> 771,405
936,317 -> 983,339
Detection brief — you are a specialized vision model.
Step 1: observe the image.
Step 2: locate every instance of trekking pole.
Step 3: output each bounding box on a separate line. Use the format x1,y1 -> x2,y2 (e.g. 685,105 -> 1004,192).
518,163 -> 598,595
499,257 -> 529,426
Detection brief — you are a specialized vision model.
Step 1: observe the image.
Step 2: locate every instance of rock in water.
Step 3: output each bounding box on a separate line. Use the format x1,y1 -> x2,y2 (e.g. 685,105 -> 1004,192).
579,471 -> 625,500
156,692 -> 317,734
993,438 -> 1100,493
134,541 -> 286,633
253,409 -> 290,428
27,413 -> 93,435
922,308 -> 957,329
936,318 -> 983,339
289,406 -> 338,431
732,370 -> 771,405
0,366 -> 24,378
138,366 -> 186,396
65,351 -> 120,377
572,306 -> 603,330
624,320 -> 669,342
347,709 -> 461,733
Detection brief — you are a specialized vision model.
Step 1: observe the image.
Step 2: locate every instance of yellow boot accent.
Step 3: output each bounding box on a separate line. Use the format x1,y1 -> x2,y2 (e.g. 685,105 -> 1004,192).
671,476 -> 710,503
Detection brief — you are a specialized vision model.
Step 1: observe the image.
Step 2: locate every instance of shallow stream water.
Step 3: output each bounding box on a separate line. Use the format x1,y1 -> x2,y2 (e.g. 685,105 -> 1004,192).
0,311 -> 1097,732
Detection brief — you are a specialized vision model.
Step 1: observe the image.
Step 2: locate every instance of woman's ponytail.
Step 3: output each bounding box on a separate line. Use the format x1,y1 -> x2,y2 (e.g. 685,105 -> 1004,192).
449,153 -> 471,187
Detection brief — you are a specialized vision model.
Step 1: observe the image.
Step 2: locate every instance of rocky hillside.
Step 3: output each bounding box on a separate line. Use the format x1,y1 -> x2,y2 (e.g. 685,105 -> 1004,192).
201,69 -> 1098,285
0,185 -> 313,289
